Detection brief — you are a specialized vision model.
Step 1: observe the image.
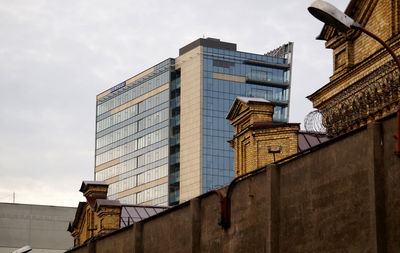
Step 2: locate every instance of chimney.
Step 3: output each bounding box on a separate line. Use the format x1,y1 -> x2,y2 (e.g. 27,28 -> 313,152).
79,181 -> 109,209
227,97 -> 300,176
69,181 -> 121,246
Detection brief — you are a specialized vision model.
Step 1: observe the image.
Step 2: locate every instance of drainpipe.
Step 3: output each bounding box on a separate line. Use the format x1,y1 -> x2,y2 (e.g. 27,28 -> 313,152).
211,166 -> 266,229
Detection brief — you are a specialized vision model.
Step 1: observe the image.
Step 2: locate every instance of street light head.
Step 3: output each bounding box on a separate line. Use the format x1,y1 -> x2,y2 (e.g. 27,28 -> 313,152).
308,0 -> 360,33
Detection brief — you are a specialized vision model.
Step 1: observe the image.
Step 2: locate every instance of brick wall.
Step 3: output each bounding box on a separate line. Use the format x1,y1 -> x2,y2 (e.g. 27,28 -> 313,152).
227,98 -> 299,177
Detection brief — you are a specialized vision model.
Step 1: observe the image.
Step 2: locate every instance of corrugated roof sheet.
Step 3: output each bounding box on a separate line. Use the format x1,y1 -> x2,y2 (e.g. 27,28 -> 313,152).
120,205 -> 168,228
298,131 -> 329,152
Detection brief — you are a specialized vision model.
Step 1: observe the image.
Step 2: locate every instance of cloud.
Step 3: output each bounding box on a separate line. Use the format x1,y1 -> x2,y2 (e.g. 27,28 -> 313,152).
0,0 -> 350,206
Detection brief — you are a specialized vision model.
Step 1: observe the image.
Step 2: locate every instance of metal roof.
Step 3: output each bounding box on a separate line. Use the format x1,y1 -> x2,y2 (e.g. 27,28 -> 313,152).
120,205 -> 168,228
298,131 -> 329,152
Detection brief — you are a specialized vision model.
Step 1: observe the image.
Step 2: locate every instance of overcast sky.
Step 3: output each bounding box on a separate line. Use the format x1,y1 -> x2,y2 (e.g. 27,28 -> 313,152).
0,0 -> 349,207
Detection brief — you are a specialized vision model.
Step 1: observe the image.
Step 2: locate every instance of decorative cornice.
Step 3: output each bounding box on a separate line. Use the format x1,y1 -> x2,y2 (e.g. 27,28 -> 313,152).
320,60 -> 399,137
308,38 -> 400,108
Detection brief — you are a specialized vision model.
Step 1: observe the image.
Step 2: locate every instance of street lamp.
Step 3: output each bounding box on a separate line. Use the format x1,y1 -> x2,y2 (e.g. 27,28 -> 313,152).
308,0 -> 400,156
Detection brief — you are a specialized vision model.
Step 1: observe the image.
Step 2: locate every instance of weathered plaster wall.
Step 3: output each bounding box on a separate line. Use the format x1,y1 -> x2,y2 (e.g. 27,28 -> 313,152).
66,115 -> 400,253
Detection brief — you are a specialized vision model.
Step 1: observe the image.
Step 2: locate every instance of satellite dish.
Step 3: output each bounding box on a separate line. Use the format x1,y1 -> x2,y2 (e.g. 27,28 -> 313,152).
304,110 -> 326,133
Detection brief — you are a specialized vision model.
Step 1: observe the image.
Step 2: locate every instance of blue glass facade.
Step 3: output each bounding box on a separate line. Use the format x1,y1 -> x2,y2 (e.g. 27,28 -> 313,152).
94,39 -> 292,206
95,59 -> 173,206
201,46 -> 291,193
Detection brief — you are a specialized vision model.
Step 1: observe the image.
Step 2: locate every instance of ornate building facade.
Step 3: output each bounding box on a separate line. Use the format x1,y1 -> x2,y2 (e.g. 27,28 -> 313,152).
307,0 -> 400,137
67,181 -> 167,247
227,97 -> 299,176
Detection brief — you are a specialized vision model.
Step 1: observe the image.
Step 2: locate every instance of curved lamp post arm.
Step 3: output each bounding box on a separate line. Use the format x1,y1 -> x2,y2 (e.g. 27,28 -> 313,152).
354,26 -> 400,71
352,26 -> 400,156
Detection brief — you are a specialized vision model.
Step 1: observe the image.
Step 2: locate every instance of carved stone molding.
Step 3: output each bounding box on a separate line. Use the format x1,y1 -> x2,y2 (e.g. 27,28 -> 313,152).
320,60 -> 399,137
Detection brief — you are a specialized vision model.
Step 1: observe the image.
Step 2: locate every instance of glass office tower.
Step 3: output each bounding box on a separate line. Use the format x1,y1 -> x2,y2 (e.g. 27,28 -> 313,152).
201,43 -> 291,193
95,60 -> 172,206
94,38 -> 293,206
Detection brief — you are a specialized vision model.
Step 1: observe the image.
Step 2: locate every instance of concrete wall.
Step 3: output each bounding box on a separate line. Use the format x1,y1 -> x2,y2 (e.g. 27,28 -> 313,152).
66,114 -> 400,253
176,46 -> 203,202
0,203 -> 76,253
